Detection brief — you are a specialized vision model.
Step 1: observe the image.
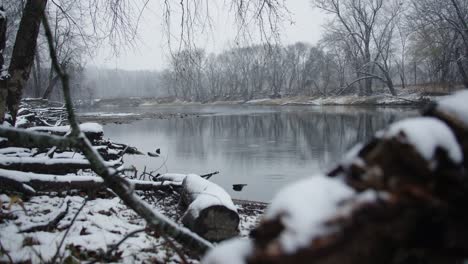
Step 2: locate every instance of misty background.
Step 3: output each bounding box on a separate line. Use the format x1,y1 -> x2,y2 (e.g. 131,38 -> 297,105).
3,0 -> 466,101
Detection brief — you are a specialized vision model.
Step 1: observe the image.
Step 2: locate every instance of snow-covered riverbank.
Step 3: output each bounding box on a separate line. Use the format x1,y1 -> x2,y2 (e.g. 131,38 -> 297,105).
78,92 -> 435,110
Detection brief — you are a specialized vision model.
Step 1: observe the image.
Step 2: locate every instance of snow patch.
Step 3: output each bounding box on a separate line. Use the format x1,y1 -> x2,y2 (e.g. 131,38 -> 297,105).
203,238 -> 253,264
265,175 -> 355,253
382,117 -> 462,164
183,174 -> 237,218
28,123 -> 103,134
437,90 -> 468,126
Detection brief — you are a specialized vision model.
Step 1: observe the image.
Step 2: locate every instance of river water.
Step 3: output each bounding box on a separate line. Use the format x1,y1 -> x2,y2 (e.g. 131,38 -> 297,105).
99,105 -> 416,202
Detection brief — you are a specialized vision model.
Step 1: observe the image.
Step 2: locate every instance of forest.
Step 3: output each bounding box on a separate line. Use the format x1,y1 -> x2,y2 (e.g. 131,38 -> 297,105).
0,0 -> 467,264
2,0 -> 467,103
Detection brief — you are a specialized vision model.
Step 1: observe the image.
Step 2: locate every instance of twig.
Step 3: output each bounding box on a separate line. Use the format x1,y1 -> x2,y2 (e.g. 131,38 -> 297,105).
20,199 -> 71,233
0,240 -> 13,264
50,198 -> 88,264
200,171 -> 219,180
161,233 -> 188,264
101,228 -> 147,262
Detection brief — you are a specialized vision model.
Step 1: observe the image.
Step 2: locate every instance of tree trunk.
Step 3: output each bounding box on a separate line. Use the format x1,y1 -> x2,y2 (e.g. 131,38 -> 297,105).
6,0 -> 48,124
41,74 -> 60,99
34,52 -> 42,97
0,8 -> 8,123
455,49 -> 468,89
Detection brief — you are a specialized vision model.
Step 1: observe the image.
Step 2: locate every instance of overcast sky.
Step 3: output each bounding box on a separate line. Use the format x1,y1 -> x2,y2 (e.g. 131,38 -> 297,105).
92,1 -> 327,71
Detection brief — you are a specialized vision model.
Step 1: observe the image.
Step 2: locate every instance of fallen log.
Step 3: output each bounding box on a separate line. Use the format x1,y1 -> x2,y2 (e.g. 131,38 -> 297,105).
0,168 -> 181,194
27,123 -> 104,141
158,173 -> 239,242
0,156 -> 121,175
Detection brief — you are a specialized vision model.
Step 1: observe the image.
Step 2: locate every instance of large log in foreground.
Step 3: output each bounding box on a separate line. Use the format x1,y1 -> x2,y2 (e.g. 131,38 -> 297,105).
158,174 -> 240,242
204,91 -> 468,264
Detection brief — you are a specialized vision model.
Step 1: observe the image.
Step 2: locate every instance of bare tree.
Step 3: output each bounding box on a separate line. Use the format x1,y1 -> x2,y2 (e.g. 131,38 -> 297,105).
315,0 -> 400,96
407,0 -> 468,89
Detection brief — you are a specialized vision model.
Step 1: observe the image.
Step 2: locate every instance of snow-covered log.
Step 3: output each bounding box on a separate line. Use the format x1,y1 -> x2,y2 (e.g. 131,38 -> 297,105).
28,123 -> 104,141
159,173 -> 239,241
0,168 -> 181,195
424,90 -> 468,169
204,92 -> 468,264
0,156 -> 120,174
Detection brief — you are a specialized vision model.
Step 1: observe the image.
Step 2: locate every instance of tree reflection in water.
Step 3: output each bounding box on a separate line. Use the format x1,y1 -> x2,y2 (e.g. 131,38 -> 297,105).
103,105 -> 415,201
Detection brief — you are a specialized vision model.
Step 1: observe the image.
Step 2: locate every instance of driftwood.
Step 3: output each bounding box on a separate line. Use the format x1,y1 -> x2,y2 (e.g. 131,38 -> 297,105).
204,91 -> 468,264
158,174 -> 239,242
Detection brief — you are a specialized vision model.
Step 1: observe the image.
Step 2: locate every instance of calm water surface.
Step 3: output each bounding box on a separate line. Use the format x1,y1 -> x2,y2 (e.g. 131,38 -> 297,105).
100,105 -> 416,202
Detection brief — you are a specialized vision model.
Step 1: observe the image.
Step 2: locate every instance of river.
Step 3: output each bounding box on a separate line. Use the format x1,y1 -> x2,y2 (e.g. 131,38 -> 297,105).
97,105 -> 416,202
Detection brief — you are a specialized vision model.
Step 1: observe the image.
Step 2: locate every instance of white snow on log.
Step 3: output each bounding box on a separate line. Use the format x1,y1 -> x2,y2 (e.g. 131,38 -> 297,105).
264,175 -> 355,253
28,122 -> 103,134
0,147 -> 31,154
0,168 -> 104,183
0,156 -> 119,167
340,143 -> 365,169
437,90 -> 468,126
0,169 -> 172,189
203,238 -> 253,264
182,174 -> 237,218
157,173 -> 188,182
382,117 -> 462,164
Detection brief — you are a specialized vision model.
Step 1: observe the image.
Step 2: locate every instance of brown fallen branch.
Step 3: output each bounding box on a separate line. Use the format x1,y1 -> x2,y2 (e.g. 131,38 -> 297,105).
200,171 -> 219,180
20,199 -> 71,233
50,198 -> 88,264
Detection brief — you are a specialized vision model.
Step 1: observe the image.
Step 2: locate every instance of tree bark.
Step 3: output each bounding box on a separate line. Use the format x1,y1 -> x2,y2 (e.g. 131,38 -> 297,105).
455,48 -> 468,89
0,8 -> 8,123
33,52 -> 43,98
41,74 -> 60,99
6,0 -> 48,124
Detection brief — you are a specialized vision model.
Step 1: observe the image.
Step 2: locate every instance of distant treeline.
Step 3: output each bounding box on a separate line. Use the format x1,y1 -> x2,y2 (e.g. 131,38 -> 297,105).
16,0 -> 468,101
160,0 -> 468,102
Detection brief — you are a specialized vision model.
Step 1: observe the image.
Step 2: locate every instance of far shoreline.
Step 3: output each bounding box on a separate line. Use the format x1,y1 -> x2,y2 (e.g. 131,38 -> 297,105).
78,92 -> 439,109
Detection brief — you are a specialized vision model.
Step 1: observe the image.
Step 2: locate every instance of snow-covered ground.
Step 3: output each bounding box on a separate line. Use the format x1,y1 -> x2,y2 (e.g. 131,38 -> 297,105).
0,192 -> 266,263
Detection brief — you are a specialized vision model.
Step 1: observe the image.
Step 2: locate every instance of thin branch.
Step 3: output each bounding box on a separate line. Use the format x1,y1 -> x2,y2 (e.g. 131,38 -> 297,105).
39,11 -> 213,255
50,198 -> 88,264
20,199 -> 71,233
0,240 -> 13,264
